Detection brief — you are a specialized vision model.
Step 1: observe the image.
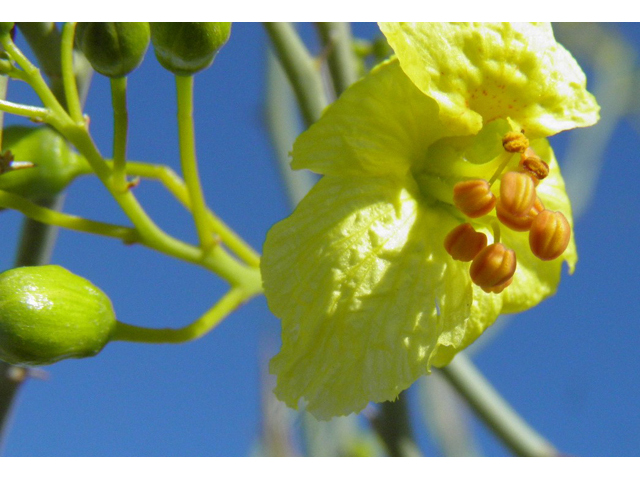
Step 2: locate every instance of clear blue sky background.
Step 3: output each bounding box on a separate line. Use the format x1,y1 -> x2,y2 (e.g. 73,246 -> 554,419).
1,23 -> 639,456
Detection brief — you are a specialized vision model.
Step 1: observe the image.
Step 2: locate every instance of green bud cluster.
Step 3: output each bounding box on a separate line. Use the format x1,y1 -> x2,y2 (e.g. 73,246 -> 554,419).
0,265 -> 117,366
76,22 -> 150,78
150,22 -> 231,76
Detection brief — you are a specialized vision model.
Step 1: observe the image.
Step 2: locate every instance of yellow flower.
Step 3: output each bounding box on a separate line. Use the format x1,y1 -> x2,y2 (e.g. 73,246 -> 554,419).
262,23 -> 599,419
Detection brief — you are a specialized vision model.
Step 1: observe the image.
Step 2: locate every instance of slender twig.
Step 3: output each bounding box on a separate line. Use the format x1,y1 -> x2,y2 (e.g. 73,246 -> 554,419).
263,22 -> 328,127
111,287 -> 248,344
370,391 -> 422,457
175,74 -> 214,252
439,353 -> 559,457
60,22 -> 83,123
316,23 -> 359,97
110,77 -> 129,191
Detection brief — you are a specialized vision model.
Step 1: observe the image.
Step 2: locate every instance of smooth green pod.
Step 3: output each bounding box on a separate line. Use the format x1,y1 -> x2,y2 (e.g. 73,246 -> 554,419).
0,125 -> 84,201
0,265 -> 117,366
150,22 -> 231,76
76,22 -> 150,77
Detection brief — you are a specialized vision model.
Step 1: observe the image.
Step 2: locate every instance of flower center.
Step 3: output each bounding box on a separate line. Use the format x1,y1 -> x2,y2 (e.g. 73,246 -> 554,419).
444,131 -> 571,294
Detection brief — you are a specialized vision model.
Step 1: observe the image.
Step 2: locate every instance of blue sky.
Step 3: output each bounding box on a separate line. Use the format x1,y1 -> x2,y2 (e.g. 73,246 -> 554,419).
1,22 -> 639,456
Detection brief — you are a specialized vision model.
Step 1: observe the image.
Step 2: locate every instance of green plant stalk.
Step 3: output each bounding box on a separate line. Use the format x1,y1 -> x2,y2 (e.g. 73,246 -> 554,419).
316,23 -> 359,97
263,22 -> 328,127
74,156 -> 260,267
111,286 -> 248,343
0,190 -> 138,242
110,76 -> 129,192
175,74 -> 214,252
60,22 -> 83,124
2,34 -> 260,291
16,23 -> 66,104
439,353 -> 558,457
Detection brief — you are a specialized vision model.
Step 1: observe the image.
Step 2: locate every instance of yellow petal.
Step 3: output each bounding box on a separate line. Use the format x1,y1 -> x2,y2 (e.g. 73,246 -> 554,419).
292,59 -> 447,177
379,22 -> 600,138
262,175 -> 483,419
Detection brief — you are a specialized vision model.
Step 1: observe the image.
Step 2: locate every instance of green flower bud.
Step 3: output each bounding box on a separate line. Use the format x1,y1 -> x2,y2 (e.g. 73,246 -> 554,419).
150,22 -> 231,76
76,22 -> 150,77
0,125 -> 84,201
0,265 -> 117,366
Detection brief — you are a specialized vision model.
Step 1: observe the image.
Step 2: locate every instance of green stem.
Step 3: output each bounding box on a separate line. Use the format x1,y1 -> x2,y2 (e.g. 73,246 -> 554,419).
439,353 -> 558,457
316,23 -> 359,97
60,22 -> 83,124
110,76 -> 128,191
0,190 -> 139,243
263,22 -> 328,127
0,98 -> 51,122
111,287 -> 249,344
16,23 -> 66,104
175,74 -> 213,252
370,391 -> 422,457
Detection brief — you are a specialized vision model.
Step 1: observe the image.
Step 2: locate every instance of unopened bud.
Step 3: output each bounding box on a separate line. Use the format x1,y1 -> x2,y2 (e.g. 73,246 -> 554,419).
499,171 -> 536,217
470,243 -> 517,293
444,223 -> 487,262
529,210 -> 571,260
453,179 -> 496,218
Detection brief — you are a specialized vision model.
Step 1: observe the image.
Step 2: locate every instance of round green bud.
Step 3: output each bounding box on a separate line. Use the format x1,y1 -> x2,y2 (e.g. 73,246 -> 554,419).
0,125 -> 84,201
76,22 -> 150,77
0,265 -> 117,366
150,22 -> 231,76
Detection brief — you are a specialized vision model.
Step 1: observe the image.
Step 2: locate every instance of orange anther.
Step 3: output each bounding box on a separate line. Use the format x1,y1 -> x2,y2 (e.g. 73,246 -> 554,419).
444,223 -> 488,262
499,171 -> 536,217
485,277 -> 513,294
469,243 -> 517,292
453,179 -> 496,218
502,131 -> 529,153
496,196 -> 545,232
529,210 -> 571,261
519,149 -> 549,183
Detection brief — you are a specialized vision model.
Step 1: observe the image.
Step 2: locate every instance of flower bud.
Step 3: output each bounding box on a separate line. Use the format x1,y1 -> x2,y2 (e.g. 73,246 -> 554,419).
453,179 -> 496,218
76,22 -> 150,78
502,131 -> 529,153
499,171 -> 536,217
529,210 -> 571,260
150,22 -> 231,76
0,126 -> 84,201
444,223 -> 487,261
0,265 -> 116,366
469,243 -> 516,293
496,196 -> 545,232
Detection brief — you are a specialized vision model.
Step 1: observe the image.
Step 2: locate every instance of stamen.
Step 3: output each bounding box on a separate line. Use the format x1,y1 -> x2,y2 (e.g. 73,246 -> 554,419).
497,196 -> 545,232
452,179 -> 496,218
487,150 -> 515,186
529,210 -> 571,260
498,171 -> 537,217
469,243 -> 517,293
519,148 -> 549,184
502,131 -> 529,154
444,223 -> 487,262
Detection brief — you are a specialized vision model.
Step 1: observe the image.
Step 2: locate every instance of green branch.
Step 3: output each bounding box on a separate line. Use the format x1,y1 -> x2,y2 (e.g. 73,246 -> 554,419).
263,22 -> 327,127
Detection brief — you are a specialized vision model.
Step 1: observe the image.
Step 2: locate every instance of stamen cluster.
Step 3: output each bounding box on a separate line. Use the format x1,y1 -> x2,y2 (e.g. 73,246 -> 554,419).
444,132 -> 572,293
